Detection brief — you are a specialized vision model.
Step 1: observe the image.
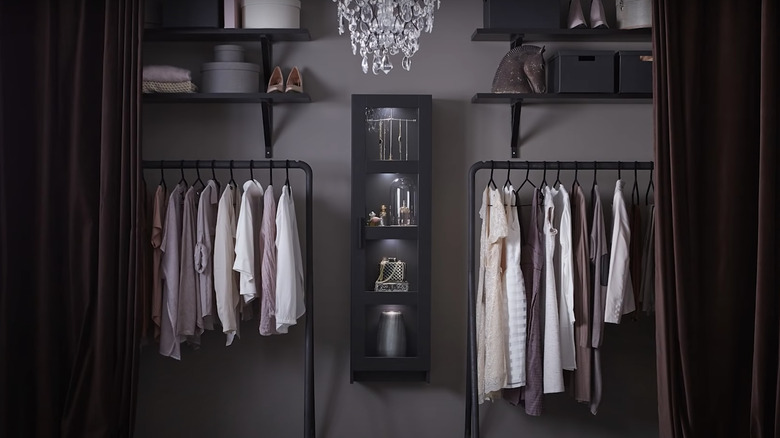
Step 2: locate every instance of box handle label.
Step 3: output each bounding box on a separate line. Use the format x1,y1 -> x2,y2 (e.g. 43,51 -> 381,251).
578,56 -> 596,61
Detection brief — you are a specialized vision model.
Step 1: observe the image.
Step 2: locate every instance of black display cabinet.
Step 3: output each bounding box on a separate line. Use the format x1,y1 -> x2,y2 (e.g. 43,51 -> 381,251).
350,94 -> 432,383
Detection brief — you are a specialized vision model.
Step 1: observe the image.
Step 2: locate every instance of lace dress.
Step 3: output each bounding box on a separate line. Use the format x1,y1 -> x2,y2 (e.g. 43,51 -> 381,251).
477,185 -> 509,402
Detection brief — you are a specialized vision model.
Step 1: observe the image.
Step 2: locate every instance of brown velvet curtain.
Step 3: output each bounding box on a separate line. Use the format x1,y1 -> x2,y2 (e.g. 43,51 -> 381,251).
0,0 -> 143,436
653,0 -> 780,437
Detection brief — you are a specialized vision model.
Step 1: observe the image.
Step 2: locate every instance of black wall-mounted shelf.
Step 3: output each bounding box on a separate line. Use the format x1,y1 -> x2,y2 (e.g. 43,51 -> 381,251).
472,92 -> 652,104
471,28 -> 652,158
142,28 -> 312,158
471,27 -> 651,45
144,28 -> 311,42
143,92 -> 312,104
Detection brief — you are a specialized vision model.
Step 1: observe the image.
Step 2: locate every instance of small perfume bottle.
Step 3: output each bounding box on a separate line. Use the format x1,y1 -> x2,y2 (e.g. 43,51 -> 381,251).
379,204 -> 388,226
399,200 -> 411,226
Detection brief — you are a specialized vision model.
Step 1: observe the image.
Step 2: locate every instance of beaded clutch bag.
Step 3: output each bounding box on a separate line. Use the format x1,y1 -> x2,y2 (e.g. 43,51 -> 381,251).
375,257 -> 409,292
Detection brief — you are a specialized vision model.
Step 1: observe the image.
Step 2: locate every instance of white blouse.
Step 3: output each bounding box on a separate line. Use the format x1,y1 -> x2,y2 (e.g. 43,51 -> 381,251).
605,180 -> 636,323
274,184 -> 305,333
551,184 -> 576,371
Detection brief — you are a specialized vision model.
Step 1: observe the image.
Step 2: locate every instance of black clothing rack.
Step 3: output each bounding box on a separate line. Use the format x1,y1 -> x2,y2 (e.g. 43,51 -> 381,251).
142,159 -> 316,438
465,160 -> 654,438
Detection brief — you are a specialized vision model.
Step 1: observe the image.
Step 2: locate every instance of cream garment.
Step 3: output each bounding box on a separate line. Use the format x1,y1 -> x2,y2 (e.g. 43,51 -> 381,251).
476,185 -> 509,402
550,185 -> 576,371
215,183 -> 240,346
605,180 -> 636,323
502,185 -> 526,389
195,180 -> 219,331
234,179 -> 264,305
160,183 -> 185,359
542,186 -> 564,393
275,184 -> 305,333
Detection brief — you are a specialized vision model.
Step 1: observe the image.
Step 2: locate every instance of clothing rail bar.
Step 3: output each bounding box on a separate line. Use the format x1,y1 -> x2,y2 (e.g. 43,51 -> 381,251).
142,159 -> 311,171
143,158 -> 316,438
464,159 -> 654,438
470,160 -> 654,171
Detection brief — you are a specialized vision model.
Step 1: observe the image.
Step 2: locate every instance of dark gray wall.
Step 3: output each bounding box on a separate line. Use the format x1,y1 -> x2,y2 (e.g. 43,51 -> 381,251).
137,1 -> 657,437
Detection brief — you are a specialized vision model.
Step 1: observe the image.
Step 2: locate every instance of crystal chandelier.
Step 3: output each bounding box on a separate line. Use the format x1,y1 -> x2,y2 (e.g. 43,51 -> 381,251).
333,0 -> 441,75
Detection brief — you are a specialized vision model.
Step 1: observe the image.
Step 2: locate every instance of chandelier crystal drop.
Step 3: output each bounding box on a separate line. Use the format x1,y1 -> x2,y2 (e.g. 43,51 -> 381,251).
333,0 -> 441,75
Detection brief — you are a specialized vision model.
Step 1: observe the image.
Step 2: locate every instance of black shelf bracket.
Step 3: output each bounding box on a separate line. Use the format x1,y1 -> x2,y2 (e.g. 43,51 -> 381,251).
261,100 -> 273,158
510,100 -> 522,158
260,35 -> 273,87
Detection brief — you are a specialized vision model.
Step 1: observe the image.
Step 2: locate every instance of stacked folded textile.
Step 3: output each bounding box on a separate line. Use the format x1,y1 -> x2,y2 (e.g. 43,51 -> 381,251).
142,65 -> 197,93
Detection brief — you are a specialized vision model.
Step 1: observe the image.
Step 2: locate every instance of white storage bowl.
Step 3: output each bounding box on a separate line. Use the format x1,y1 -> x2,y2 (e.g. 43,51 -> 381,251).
201,62 -> 261,93
242,0 -> 301,29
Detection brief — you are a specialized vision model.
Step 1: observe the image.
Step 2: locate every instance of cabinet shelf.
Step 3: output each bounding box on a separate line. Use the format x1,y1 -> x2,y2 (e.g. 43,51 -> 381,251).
364,226 -> 418,240
360,291 -> 419,306
471,27 -> 651,44
143,28 -> 311,42
143,92 -> 312,104
365,161 -> 419,174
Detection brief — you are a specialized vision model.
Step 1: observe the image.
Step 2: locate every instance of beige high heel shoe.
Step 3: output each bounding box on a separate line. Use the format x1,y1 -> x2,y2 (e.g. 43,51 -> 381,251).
266,66 -> 283,93
285,67 -> 303,93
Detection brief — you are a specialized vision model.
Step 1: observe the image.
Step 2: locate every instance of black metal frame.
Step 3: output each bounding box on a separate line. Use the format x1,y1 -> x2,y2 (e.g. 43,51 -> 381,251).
142,159 -> 316,438
465,160 -> 654,438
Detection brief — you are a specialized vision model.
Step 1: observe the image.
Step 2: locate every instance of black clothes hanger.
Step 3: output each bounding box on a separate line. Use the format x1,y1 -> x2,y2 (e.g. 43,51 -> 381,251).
517,162 -> 536,193
178,160 -> 187,186
592,160 -> 598,191
540,161 -> 548,189
285,160 -> 291,187
503,160 -> 513,189
193,160 -> 205,191
229,160 -> 237,187
646,167 -> 655,205
249,160 -> 255,181
269,160 -> 274,186
488,161 -> 497,189
159,160 -> 166,191
631,162 -> 640,205
572,161 -> 580,192
617,161 -> 622,181
553,161 -> 562,187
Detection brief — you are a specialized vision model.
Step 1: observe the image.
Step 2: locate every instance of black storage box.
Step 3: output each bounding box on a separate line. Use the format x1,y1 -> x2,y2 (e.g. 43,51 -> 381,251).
548,50 -> 615,93
162,0 -> 223,28
483,0 -> 560,29
617,50 -> 653,93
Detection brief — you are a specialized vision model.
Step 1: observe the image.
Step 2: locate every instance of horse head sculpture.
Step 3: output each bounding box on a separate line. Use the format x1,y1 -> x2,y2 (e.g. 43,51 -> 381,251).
491,45 -> 547,94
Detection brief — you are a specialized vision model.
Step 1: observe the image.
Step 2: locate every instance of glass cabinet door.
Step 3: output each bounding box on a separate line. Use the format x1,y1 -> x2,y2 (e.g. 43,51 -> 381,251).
350,95 -> 432,383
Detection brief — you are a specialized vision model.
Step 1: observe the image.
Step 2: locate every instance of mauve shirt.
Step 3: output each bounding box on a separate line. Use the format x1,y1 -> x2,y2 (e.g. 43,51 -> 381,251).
259,185 -> 279,336
160,183 -> 185,360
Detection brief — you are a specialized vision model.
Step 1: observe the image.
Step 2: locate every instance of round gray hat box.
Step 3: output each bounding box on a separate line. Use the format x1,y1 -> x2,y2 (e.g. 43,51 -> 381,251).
201,62 -> 261,93
214,44 -> 245,62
